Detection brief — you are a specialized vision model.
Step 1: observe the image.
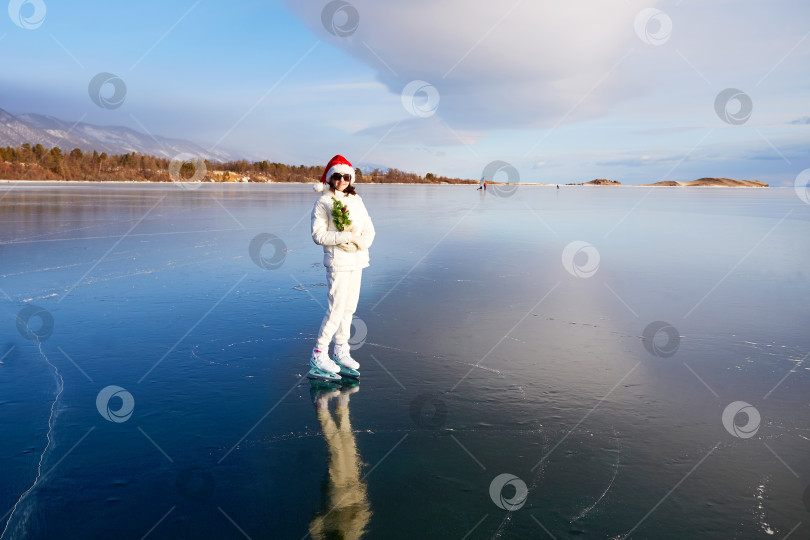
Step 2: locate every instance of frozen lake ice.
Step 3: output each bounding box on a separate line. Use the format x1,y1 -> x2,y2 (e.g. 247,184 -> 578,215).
1,181 -> 808,539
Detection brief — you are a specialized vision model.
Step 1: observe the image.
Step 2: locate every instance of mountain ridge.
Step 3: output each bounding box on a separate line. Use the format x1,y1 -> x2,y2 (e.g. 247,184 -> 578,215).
0,108 -> 235,162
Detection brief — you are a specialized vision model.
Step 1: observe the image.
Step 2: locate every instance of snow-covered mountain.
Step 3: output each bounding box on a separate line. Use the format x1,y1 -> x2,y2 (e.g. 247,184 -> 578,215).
355,162 -> 391,174
0,108 -> 235,162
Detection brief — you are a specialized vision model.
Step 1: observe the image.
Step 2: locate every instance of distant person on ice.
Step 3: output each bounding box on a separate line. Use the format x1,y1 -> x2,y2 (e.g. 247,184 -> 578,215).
309,155 -> 375,382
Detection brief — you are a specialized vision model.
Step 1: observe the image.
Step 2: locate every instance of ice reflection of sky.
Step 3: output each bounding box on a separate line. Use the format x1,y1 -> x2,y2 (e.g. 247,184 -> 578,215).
0,183 -> 807,539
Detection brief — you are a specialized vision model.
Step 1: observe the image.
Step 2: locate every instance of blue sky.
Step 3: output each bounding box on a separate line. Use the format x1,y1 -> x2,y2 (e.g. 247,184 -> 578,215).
2,0 -> 808,185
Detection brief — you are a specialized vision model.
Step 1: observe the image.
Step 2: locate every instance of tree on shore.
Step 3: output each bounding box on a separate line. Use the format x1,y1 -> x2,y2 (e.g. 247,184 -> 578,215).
0,143 -> 477,185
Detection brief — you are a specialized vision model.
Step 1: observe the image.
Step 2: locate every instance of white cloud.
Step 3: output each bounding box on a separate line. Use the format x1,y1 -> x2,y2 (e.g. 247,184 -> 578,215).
285,0 -> 655,137
357,116 -> 484,147
280,0 -> 810,184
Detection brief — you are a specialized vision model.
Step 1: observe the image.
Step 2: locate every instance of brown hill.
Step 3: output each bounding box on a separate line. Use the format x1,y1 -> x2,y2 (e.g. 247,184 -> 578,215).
646,180 -> 680,186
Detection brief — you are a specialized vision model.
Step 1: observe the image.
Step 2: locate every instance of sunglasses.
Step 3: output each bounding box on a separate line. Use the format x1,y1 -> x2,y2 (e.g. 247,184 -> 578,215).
331,173 -> 352,182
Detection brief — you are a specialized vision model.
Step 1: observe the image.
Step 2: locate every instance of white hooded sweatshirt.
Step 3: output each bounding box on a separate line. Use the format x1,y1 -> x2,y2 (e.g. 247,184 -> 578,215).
311,189 -> 375,271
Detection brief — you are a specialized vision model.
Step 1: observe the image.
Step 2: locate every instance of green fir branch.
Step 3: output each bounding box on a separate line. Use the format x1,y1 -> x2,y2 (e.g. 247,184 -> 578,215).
331,197 -> 352,231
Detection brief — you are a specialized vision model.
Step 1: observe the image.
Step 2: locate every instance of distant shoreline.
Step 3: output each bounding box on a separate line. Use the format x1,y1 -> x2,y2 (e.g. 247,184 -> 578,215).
1,179 -> 772,188
0,144 -> 768,188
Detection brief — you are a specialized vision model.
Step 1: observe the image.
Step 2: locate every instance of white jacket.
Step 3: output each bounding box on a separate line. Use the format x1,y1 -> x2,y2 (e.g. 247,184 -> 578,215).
311,190 -> 375,271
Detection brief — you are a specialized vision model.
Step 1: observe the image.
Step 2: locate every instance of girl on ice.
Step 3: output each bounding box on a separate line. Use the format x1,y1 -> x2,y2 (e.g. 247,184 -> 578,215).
309,155 -> 375,382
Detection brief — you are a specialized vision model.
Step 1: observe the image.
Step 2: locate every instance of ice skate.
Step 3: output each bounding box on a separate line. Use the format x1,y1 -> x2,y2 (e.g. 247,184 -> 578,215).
308,347 -> 341,383
332,343 -> 360,379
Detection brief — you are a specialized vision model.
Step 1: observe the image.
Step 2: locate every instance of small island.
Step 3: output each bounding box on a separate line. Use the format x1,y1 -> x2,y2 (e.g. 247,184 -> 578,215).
642,178 -> 768,188
563,178 -> 769,188
567,179 -> 622,186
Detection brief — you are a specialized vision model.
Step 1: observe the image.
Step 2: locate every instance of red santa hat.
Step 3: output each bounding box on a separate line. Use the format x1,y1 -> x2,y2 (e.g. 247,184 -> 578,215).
314,154 -> 355,192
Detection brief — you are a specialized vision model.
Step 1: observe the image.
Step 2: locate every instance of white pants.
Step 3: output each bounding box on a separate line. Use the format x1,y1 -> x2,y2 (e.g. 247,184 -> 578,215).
317,269 -> 363,350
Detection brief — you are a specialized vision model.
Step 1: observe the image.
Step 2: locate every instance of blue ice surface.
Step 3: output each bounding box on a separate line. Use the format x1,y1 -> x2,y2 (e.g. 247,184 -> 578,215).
0,182 -> 808,539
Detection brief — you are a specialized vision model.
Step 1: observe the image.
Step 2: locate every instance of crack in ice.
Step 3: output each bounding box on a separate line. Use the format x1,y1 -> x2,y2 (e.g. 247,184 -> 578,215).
0,340 -> 64,539
571,427 -> 621,522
